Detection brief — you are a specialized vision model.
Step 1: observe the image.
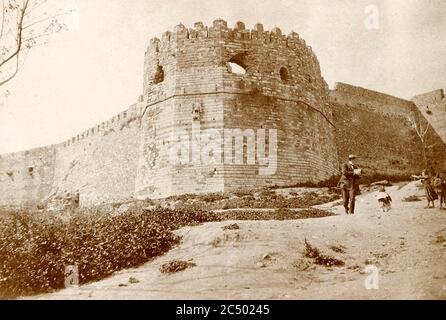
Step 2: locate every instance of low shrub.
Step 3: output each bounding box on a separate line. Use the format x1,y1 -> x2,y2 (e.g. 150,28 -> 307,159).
0,204 -> 334,299
216,208 -> 334,221
0,207 -> 214,299
159,260 -> 196,274
196,193 -> 229,203
304,239 -> 345,267
222,223 -> 240,230
330,245 -> 347,254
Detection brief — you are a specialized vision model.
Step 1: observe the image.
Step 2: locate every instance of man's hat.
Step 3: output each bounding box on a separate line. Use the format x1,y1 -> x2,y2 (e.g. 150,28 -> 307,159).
348,154 -> 357,159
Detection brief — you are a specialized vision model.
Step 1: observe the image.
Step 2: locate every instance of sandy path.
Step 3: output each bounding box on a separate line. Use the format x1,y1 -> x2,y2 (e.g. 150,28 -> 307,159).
32,181 -> 446,300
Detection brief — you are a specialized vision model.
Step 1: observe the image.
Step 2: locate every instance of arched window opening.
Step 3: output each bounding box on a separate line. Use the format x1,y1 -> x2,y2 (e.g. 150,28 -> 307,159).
228,53 -> 247,75
153,65 -> 164,84
227,62 -> 246,75
280,67 -> 290,82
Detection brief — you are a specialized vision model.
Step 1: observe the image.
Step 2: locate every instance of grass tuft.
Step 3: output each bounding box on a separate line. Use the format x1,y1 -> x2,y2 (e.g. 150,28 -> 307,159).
159,260 -> 196,274
304,239 -> 345,267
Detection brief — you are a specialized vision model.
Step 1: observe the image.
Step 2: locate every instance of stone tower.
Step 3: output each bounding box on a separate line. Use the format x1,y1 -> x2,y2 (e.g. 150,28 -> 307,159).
134,19 -> 339,199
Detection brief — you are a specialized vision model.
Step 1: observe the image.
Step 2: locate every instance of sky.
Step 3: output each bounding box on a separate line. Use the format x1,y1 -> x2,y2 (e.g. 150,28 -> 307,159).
0,0 -> 445,154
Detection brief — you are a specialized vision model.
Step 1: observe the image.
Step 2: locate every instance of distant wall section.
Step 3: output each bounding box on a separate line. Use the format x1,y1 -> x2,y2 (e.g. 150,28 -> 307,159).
0,146 -> 56,207
412,89 -> 446,145
0,103 -> 143,208
52,104 -> 142,206
331,83 -> 446,175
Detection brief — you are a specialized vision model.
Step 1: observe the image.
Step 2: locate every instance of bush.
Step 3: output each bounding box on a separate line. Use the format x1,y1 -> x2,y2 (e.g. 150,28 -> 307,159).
148,185 -> 341,212
258,189 -> 277,199
159,260 -> 196,274
0,207 -> 215,299
222,223 -> 240,230
304,239 -> 345,267
217,191 -> 339,210
216,208 -> 333,221
196,193 -> 229,203
165,194 -> 197,202
0,204 -> 334,299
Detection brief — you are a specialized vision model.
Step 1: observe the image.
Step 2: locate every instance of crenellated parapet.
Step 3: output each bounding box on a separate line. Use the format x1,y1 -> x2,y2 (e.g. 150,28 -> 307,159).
146,20 -> 312,49
143,19 -> 329,117
58,102 -> 144,149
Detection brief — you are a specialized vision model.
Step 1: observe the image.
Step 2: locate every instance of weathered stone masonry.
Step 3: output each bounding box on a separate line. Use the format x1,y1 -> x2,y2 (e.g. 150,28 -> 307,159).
0,19 -> 445,207
331,83 -> 446,176
135,20 -> 339,199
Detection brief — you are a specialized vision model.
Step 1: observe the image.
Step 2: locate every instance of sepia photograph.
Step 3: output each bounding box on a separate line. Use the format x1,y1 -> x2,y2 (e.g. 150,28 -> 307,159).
0,0 -> 445,306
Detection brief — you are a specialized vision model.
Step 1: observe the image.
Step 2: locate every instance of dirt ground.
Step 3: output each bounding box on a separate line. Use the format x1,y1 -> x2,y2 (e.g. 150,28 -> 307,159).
32,181 -> 446,300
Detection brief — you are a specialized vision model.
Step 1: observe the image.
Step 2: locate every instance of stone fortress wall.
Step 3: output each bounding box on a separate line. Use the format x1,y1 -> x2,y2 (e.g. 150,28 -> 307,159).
0,102 -> 144,206
330,83 -> 446,175
0,19 -> 445,207
0,146 -> 56,207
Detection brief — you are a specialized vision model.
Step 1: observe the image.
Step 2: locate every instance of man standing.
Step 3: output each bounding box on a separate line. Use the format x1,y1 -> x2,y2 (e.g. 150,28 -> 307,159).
338,155 -> 361,214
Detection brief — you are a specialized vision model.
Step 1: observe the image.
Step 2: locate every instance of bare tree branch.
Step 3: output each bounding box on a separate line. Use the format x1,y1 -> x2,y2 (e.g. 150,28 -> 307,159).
0,0 -> 29,68
408,110 -> 432,168
0,51 -> 19,86
0,0 -> 65,88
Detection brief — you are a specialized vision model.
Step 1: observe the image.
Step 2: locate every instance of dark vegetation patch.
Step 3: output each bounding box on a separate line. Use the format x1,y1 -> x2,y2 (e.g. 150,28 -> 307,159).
163,188 -> 340,211
216,208 -> 334,221
330,244 -> 347,254
0,205 -> 334,299
159,260 -> 197,274
222,223 -> 240,230
432,233 -> 445,245
304,239 -> 345,267
402,195 -> 421,202
0,207 -> 213,299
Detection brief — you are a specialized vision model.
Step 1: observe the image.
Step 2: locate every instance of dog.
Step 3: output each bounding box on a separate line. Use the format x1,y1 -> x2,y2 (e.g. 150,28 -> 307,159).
376,186 -> 392,212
